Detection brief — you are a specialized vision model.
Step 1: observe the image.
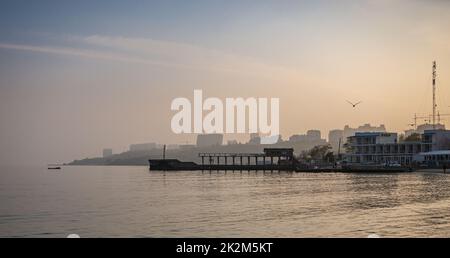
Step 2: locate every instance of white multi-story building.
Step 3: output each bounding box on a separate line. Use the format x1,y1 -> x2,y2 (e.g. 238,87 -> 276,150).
345,130 -> 450,165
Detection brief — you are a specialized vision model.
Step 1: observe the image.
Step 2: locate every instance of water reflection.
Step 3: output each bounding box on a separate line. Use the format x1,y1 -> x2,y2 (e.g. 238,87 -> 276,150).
2,167 -> 450,237
346,173 -> 401,210
417,173 -> 450,204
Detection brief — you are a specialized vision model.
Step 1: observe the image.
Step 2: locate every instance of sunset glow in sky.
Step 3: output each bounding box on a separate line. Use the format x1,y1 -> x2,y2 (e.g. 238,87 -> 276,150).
1,0 -> 450,165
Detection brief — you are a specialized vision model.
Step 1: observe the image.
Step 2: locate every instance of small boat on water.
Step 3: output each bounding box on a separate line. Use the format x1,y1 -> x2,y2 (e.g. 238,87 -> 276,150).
48,166 -> 61,170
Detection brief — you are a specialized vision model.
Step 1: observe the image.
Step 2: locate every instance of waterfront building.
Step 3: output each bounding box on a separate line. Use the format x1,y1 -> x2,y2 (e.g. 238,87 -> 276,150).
327,124 -> 386,152
344,130 -> 450,165
413,150 -> 450,166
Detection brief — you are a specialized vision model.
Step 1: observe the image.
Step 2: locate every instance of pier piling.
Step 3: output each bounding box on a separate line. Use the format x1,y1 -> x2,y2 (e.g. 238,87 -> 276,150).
196,148 -> 294,173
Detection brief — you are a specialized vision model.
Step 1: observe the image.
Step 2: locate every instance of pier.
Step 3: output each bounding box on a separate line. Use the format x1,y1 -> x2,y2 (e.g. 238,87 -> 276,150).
199,148 -> 295,171
148,148 -> 413,173
149,148 -> 296,171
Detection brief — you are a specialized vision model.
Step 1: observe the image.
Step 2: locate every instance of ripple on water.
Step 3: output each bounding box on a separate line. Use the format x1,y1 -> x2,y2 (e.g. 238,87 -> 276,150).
1,167 -> 450,237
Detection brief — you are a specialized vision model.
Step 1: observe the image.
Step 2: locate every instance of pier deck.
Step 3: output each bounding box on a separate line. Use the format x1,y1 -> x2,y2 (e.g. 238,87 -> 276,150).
149,148 -> 296,171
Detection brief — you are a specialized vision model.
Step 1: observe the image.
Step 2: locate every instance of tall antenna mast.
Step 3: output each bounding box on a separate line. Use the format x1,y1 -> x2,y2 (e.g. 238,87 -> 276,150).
432,61 -> 437,129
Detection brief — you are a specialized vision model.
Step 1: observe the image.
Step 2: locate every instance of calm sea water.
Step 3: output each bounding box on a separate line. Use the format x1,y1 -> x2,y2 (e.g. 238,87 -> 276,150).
1,166 -> 450,237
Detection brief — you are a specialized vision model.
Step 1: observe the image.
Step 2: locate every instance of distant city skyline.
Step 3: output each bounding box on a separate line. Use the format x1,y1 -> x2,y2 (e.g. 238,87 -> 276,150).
1,0 -> 450,165
98,122 -> 434,158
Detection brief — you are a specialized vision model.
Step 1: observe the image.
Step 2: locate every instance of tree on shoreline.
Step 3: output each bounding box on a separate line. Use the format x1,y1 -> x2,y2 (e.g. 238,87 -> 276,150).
298,145 -> 334,163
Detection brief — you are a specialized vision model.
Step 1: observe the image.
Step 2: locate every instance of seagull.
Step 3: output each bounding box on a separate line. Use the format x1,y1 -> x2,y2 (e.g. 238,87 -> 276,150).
346,100 -> 362,108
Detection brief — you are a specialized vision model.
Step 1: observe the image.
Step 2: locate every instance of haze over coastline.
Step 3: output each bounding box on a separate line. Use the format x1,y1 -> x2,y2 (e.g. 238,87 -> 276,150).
1,0 -> 450,166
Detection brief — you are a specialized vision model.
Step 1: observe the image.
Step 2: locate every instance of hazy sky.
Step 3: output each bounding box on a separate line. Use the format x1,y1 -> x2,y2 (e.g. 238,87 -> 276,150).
1,0 -> 450,166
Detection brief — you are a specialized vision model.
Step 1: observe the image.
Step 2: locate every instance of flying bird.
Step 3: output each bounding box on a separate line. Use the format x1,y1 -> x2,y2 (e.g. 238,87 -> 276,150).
346,100 -> 362,108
